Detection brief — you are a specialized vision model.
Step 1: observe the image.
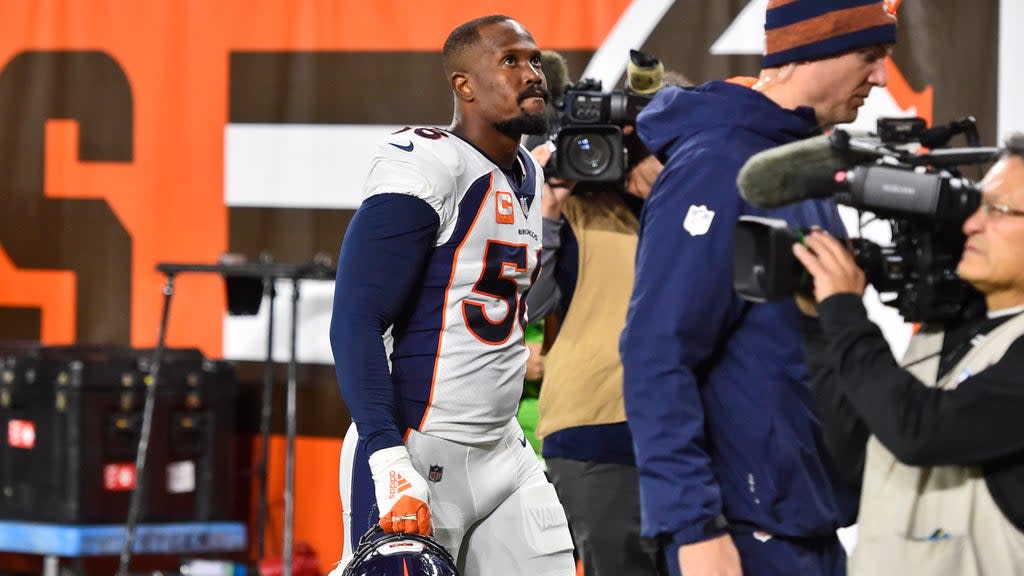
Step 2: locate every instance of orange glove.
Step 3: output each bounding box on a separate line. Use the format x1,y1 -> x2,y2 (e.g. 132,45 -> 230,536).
368,446 -> 431,535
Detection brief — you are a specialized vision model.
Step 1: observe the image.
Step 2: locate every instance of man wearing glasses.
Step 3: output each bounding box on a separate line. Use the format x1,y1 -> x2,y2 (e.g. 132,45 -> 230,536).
793,133 -> 1024,575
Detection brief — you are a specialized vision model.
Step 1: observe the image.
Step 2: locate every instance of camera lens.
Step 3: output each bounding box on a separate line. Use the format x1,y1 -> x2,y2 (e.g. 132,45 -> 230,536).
566,133 -> 611,176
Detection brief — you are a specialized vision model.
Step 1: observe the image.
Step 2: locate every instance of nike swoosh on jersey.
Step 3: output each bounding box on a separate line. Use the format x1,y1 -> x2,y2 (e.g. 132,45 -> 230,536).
390,141 -> 415,152
519,436 -> 528,447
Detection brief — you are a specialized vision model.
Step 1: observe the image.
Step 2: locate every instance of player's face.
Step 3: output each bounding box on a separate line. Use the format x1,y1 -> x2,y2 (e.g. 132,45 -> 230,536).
468,21 -> 549,137
796,45 -> 890,128
959,156 -> 1024,310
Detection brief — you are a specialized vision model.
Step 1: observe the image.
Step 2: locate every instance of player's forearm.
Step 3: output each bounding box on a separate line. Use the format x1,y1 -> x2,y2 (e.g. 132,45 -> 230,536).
330,193 -> 440,453
331,318 -> 404,453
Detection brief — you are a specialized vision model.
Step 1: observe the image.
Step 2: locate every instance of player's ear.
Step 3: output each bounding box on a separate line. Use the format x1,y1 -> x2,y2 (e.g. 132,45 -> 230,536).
452,72 -> 474,102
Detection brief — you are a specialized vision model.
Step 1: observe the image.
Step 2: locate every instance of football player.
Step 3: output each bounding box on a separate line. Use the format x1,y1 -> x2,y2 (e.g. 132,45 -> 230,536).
329,15 -> 575,576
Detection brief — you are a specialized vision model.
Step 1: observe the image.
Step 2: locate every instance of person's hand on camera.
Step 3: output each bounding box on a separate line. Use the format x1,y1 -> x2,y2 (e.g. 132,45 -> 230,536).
530,143 -> 575,219
792,230 -> 867,302
626,155 -> 663,200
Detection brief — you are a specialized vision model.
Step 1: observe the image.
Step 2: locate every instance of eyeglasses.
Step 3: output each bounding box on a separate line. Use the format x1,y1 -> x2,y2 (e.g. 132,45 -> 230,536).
978,199 -> 1024,218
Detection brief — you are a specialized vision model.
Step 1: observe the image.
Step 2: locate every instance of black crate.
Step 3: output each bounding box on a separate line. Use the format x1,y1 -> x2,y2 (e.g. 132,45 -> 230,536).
0,342 -> 49,520
159,359 -> 239,522
39,348 -> 178,524
0,345 -> 237,524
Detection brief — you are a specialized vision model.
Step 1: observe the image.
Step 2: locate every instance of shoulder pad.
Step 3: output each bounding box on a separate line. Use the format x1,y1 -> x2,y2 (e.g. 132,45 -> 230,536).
380,127 -> 465,177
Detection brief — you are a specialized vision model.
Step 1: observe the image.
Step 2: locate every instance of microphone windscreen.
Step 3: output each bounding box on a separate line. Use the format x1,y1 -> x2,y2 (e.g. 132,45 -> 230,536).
626,59 -> 665,95
541,50 -> 570,103
737,135 -> 851,208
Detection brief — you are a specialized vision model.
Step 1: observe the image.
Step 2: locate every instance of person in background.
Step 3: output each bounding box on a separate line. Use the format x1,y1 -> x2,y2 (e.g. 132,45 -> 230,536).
525,49 -> 679,576
515,48 -> 574,460
620,1 -> 897,575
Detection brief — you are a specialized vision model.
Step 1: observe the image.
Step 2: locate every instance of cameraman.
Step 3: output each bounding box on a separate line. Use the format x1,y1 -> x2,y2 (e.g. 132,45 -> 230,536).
524,52 -> 681,576
793,134 -> 1024,575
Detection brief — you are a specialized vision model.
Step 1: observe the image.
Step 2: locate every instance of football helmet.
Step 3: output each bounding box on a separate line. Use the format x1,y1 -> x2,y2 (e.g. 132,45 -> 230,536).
342,524 -> 460,576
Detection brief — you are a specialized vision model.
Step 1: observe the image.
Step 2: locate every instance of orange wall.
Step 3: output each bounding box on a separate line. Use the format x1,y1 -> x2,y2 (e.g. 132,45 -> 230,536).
0,0 -> 632,357
0,3 -> 633,569
255,435 -> 345,566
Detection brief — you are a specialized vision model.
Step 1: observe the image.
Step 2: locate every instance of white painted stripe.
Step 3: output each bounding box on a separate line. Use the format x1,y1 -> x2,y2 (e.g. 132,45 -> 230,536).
225,124 -> 404,209
710,0 -> 768,55
999,0 -> 1024,143
217,217 -> 911,365
222,278 -> 336,364
580,0 -> 677,90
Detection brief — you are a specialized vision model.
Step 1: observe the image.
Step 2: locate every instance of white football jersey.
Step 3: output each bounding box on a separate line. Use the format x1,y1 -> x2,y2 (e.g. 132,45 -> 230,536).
362,127 -> 543,445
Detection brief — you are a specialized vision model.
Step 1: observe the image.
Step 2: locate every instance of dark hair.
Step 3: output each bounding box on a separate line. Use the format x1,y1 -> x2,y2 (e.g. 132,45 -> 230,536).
442,15 -> 521,76
662,70 -> 695,89
1004,133 -> 1024,161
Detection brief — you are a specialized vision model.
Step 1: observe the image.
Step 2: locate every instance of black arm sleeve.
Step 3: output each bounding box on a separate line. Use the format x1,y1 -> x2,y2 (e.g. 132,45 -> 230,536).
330,193 -> 440,455
525,216 -> 563,322
819,294 -> 1024,467
801,312 -> 869,490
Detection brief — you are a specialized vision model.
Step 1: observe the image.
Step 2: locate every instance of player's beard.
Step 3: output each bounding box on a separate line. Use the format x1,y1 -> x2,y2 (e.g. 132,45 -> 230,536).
494,111 -> 549,137
495,84 -> 551,137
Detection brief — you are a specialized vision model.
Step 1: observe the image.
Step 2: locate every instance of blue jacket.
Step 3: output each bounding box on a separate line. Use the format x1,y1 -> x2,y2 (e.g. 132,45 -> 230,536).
620,81 -> 858,547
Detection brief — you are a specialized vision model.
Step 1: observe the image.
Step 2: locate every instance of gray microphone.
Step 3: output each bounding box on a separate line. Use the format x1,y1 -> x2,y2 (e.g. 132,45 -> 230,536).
737,133 -> 876,208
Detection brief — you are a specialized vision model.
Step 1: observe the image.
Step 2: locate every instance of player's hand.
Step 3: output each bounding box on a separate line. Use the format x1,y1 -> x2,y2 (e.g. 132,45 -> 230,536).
792,230 -> 867,302
677,534 -> 743,576
368,446 -> 431,535
525,341 -> 545,381
530,143 -> 575,219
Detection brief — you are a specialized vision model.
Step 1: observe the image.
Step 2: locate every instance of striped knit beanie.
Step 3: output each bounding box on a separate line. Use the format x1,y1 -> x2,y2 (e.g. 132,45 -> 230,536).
763,0 -> 897,68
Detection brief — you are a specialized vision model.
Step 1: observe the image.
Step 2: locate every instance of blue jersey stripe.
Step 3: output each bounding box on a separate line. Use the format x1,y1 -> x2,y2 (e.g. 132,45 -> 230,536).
391,172 -> 495,431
